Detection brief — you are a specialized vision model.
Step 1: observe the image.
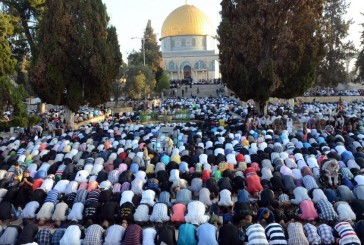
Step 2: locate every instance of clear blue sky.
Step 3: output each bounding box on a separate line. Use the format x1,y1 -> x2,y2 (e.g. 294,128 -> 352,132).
102,0 -> 364,62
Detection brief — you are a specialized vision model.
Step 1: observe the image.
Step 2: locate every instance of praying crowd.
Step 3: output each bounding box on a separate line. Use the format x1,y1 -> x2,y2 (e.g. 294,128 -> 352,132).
2,96 -> 364,244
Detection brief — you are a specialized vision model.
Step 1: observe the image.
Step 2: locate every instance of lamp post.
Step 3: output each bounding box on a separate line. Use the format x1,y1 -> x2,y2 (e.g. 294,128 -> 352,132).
131,37 -> 147,66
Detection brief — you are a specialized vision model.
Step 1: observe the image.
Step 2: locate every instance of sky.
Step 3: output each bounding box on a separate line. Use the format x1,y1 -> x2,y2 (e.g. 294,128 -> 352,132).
103,0 -> 364,62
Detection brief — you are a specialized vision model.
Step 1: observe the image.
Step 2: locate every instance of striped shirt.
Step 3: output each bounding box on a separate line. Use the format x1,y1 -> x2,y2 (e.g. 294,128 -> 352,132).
246,224 -> 269,245
335,222 -> 361,245
74,189 -> 88,204
85,189 -> 100,205
44,189 -> 60,205
265,223 -> 287,245
122,224 -> 143,245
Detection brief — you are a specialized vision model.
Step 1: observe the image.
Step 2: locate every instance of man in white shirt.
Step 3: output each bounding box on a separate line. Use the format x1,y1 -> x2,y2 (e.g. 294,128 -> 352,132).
134,204 -> 150,223
120,191 -> 134,206
65,181 -> 79,195
60,225 -> 82,245
355,175 -> 364,186
291,187 -> 311,205
140,190 -> 156,206
334,201 -> 356,222
52,200 -> 68,222
261,167 -> 273,181
218,189 -> 233,207
67,202 -> 84,221
21,201 -> 40,219
53,179 -> 70,193
39,177 -> 55,193
104,224 -> 125,245
142,227 -> 157,245
312,189 -> 328,204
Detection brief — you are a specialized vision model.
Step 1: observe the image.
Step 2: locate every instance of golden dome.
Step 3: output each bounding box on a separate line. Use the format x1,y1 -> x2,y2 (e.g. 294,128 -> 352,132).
161,5 -> 214,39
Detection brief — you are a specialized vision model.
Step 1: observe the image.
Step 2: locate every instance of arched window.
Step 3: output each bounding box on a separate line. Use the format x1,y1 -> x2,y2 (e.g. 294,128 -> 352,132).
168,61 -> 176,71
194,60 -> 207,70
210,61 -> 216,71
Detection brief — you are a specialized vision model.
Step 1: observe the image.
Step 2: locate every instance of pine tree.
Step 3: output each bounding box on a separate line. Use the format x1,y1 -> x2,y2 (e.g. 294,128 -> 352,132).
129,20 -> 164,85
218,0 -> 326,102
144,20 -> 162,75
317,0 -> 356,87
30,0 -> 122,112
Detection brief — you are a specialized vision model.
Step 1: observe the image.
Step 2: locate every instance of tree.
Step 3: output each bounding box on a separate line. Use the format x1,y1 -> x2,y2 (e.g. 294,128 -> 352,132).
124,65 -> 155,100
356,14 -> 364,81
143,20 -> 162,75
155,71 -> 170,93
128,20 -> 164,83
30,0 -> 122,113
1,0 -> 46,95
317,0 -> 356,87
111,62 -> 128,107
0,12 -> 16,76
218,0 -> 325,103
0,0 -> 45,56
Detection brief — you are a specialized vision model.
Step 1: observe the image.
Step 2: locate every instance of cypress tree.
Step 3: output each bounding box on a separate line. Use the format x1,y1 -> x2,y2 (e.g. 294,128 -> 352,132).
30,0 -> 122,112
218,0 -> 326,102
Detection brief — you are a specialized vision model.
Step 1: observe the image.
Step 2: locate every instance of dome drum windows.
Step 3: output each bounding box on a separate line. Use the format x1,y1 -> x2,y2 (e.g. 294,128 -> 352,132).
194,60 -> 207,70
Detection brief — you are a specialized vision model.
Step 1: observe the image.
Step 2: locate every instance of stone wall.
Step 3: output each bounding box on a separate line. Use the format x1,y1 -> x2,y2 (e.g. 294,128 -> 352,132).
74,115 -> 106,130
295,96 -> 364,103
112,107 -> 133,114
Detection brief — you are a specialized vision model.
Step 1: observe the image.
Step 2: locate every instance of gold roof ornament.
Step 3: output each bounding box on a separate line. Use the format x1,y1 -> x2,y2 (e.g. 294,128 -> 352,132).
161,5 -> 214,39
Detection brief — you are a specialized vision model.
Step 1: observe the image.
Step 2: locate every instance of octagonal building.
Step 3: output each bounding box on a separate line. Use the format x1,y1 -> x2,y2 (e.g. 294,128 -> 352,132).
160,4 -> 220,81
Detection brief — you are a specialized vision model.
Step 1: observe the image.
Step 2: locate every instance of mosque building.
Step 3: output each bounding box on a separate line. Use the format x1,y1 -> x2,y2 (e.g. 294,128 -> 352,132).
160,4 -> 220,82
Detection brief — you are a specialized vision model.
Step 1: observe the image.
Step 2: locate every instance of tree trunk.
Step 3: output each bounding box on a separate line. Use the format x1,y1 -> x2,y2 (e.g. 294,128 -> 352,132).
20,13 -> 36,55
64,106 -> 75,129
114,100 -> 119,108
254,101 -> 268,116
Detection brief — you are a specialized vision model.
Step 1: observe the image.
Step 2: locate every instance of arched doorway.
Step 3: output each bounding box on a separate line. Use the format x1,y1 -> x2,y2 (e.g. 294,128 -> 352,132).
183,65 -> 192,79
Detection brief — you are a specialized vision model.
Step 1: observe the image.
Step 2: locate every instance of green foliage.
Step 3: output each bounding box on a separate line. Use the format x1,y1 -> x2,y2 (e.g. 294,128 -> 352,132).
27,114 -> 41,126
0,76 -> 29,126
0,0 -> 46,55
128,20 -> 164,85
155,71 -> 170,93
124,65 -> 156,99
317,0 -> 356,87
12,116 -> 28,127
218,0 -> 325,102
128,51 -> 143,66
0,13 -> 17,76
356,15 -> 364,80
143,20 -> 162,74
30,0 -> 122,112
